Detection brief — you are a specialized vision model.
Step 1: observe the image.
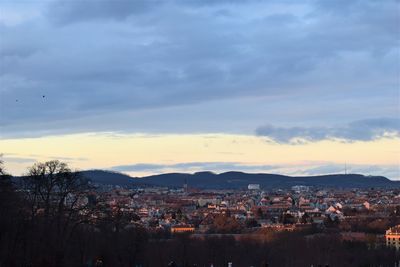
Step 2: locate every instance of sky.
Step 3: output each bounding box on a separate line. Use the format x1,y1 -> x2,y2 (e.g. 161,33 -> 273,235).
0,0 -> 399,179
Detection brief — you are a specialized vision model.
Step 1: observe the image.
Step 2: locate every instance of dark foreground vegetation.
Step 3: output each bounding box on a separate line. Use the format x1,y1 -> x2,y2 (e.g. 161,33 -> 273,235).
0,160 -> 399,267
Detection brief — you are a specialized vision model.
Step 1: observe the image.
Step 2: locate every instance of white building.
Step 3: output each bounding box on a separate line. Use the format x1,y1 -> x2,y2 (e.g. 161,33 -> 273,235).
248,184 -> 260,190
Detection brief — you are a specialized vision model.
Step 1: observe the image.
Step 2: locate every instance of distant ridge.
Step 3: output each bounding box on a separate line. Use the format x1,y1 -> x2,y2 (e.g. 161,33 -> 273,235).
80,170 -> 399,189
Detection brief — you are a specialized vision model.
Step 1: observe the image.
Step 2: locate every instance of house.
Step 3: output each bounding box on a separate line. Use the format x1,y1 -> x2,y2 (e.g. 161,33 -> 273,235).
171,224 -> 195,234
386,225 -> 400,250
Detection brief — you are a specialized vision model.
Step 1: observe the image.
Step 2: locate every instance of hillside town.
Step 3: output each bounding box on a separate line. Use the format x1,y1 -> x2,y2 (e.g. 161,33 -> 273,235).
92,181 -> 400,247
1,160 -> 400,266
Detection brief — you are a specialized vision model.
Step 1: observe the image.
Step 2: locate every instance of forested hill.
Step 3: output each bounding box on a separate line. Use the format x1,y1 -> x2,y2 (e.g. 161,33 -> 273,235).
80,170 -> 399,189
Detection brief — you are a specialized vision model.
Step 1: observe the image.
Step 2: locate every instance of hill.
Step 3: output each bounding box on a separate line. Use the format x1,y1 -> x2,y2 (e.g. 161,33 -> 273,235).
81,170 -> 399,189
78,170 -> 135,186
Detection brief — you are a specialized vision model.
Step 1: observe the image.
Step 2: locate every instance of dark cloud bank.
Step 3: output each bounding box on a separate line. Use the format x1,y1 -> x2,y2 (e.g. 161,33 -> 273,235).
256,118 -> 400,143
0,0 -> 399,138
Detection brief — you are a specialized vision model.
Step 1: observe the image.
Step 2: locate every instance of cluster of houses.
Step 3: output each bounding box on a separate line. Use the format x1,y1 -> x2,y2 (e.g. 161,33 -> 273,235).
90,183 -> 400,243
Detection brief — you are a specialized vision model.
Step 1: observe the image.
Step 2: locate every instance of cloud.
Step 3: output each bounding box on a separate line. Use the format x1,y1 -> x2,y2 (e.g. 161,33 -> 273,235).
46,0 -> 291,25
47,0 -> 164,25
0,0 -> 398,137
0,153 -> 87,164
1,156 -> 37,164
256,118 -> 400,143
111,162 -> 277,173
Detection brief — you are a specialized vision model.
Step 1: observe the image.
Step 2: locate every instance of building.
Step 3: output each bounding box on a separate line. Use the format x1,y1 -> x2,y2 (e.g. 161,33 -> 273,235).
291,185 -> 310,193
171,225 -> 195,234
248,184 -> 260,190
385,225 -> 400,250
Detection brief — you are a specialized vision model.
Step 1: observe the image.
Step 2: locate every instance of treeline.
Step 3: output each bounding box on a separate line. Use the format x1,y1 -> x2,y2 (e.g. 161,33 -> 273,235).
0,160 -> 399,267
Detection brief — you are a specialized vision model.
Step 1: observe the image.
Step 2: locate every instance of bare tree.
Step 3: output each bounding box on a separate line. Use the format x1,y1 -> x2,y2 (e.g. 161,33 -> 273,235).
23,160 -> 89,222
0,157 -> 6,176
22,160 -> 91,265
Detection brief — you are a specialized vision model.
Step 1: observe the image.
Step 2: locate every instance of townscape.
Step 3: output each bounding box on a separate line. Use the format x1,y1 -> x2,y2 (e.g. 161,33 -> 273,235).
1,160 -> 399,267
95,180 -> 400,240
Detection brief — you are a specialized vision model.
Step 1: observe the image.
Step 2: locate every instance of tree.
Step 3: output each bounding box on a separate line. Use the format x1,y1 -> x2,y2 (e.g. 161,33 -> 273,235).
212,214 -> 243,233
0,159 -> 26,266
301,213 -> 310,224
256,207 -> 264,219
21,160 -> 91,266
245,218 -> 260,228
23,160 -> 89,222
0,158 -> 12,192
0,157 -> 5,176
280,212 -> 294,224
